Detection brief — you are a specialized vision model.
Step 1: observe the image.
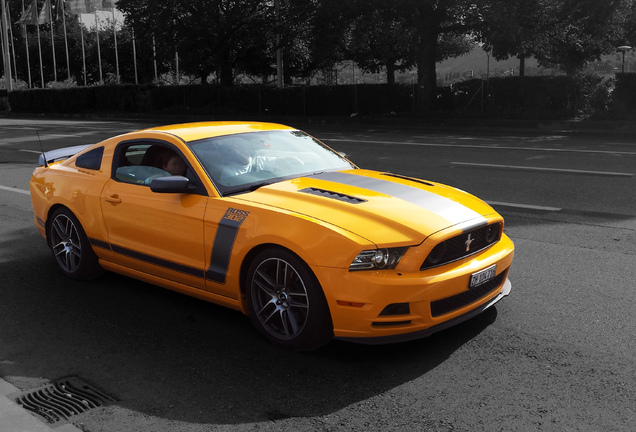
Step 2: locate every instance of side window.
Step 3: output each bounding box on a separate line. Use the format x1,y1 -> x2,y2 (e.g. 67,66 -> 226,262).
76,146 -> 104,170
113,143 -> 186,186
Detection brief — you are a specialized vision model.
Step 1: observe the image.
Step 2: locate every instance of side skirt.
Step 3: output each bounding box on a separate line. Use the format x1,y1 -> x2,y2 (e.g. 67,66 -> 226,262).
99,260 -> 246,314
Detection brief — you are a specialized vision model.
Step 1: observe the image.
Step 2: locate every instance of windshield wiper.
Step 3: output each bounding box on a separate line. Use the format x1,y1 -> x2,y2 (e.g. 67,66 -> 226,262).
224,182 -> 271,196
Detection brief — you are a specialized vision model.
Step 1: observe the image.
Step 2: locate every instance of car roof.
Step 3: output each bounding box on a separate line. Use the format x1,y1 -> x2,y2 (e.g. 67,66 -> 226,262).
141,121 -> 297,143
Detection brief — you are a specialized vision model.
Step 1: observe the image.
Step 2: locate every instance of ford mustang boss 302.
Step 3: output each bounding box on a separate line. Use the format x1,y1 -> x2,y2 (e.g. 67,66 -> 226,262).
30,122 -> 514,350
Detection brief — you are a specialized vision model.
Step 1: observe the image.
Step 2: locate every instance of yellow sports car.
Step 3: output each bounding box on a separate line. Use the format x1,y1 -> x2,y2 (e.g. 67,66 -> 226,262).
30,122 -> 514,350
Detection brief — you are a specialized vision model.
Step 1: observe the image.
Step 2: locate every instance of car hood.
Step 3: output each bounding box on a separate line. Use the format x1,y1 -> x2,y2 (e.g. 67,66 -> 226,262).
235,170 -> 498,246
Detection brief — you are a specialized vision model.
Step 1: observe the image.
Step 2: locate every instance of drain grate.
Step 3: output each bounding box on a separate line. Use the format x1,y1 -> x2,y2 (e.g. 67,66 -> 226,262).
10,377 -> 115,425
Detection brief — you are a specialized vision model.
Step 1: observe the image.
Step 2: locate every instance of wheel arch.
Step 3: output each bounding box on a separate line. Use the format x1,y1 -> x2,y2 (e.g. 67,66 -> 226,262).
239,243 -> 315,296
238,243 -> 329,315
44,203 -> 73,247
239,243 -> 335,350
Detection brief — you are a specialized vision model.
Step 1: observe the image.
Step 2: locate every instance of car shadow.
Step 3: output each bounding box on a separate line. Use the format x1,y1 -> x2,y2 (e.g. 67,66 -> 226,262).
0,227 -> 498,426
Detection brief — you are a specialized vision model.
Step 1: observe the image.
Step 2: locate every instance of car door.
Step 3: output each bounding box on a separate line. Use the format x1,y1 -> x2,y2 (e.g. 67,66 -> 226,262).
100,140 -> 208,290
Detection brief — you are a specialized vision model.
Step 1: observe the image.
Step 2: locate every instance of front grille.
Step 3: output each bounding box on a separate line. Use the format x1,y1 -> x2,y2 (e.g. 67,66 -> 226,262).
430,268 -> 508,317
10,377 -> 114,425
421,222 -> 502,270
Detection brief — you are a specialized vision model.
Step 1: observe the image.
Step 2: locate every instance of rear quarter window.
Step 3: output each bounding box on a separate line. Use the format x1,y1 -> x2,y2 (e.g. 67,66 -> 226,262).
76,147 -> 104,170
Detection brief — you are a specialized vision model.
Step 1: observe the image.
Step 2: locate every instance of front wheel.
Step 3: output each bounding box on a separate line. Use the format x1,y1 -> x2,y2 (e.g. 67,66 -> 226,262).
245,249 -> 333,351
48,207 -> 104,280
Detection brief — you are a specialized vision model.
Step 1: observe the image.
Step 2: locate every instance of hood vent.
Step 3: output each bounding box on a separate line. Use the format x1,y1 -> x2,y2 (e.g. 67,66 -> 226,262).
300,187 -> 367,204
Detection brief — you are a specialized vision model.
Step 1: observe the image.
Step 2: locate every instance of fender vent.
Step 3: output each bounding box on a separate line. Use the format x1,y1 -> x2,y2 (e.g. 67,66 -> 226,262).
300,187 -> 367,204
10,377 -> 115,426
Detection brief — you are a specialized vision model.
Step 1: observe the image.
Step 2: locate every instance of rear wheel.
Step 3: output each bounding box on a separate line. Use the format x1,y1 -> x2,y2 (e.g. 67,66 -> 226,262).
48,208 -> 104,280
246,248 -> 333,351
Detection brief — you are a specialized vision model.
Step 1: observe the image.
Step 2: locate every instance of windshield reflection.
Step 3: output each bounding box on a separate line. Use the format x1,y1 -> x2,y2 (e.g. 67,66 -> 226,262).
188,130 -> 355,196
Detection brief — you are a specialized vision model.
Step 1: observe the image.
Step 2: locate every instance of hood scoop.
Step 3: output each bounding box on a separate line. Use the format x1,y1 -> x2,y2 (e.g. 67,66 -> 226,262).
300,187 -> 367,204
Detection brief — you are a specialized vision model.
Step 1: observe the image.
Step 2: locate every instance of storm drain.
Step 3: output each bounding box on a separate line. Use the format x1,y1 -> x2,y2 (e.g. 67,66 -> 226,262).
10,376 -> 115,426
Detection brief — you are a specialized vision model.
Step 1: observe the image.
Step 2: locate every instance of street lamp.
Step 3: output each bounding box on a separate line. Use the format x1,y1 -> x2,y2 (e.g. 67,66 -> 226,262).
617,45 -> 632,73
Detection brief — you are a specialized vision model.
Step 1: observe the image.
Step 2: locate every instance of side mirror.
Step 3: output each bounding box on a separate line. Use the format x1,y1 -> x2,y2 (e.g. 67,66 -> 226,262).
150,176 -> 191,193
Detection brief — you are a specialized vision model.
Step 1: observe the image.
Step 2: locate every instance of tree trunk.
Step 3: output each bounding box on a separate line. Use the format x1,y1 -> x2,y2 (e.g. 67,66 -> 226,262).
415,29 -> 438,112
220,63 -> 233,86
386,62 -> 396,85
518,55 -> 525,77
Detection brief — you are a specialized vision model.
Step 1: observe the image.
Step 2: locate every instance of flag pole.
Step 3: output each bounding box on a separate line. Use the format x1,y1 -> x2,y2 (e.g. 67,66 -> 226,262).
95,10 -> 102,83
60,0 -> 70,81
175,47 -> 179,85
1,0 -> 12,90
79,13 -> 86,85
112,7 -> 119,83
36,17 -> 43,87
132,27 -> 137,84
7,6 -> 18,86
152,34 -> 157,82
22,0 -> 32,88
47,0 -> 57,82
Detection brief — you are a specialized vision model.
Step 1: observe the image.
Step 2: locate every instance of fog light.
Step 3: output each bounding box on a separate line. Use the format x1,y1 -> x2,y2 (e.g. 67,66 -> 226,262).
379,303 -> 410,316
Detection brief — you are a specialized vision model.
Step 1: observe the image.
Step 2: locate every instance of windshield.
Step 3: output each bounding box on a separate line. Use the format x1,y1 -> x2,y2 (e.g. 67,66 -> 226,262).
188,130 -> 356,195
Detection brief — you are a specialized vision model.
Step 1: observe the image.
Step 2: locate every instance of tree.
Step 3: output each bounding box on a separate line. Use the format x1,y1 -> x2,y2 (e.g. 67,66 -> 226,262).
283,0 -> 359,81
482,0 -> 634,76
348,0 -> 416,84
397,0 -> 483,111
347,0 -> 473,86
118,0 -> 273,85
540,0 -> 632,75
479,0 -> 550,76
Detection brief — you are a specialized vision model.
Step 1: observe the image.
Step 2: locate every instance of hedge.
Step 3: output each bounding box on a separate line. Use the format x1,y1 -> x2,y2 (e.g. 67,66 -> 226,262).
5,74 -> 636,119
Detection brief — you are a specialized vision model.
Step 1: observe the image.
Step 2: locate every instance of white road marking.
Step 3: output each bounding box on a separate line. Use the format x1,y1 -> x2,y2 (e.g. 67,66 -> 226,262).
451,162 -> 634,177
19,149 -> 42,154
0,131 -> 99,146
0,185 -> 30,195
322,138 -> 636,156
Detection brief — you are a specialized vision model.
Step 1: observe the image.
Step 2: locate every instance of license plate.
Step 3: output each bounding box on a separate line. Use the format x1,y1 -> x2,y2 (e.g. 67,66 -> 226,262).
470,264 -> 497,288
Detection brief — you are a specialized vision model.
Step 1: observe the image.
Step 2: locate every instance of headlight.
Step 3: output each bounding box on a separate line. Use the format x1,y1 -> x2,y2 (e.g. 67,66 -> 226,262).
349,247 -> 408,271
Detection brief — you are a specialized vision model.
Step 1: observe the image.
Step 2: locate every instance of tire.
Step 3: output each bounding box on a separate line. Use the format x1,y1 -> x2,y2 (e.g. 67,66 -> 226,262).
48,207 -> 104,280
245,248 -> 333,351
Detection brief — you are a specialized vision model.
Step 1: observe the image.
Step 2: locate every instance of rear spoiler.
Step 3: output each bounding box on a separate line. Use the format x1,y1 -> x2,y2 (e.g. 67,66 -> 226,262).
38,144 -> 92,167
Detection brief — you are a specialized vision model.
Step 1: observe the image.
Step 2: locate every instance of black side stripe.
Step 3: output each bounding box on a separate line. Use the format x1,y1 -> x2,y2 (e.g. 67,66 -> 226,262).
108,243 -> 204,279
206,208 -> 250,284
89,238 -> 111,251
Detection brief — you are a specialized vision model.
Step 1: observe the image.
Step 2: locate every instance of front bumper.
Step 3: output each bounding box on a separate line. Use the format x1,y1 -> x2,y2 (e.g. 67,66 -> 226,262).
337,278 -> 511,344
316,234 -> 514,343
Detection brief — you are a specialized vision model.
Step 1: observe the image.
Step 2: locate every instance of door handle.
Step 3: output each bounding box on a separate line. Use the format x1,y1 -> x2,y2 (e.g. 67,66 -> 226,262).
104,194 -> 122,204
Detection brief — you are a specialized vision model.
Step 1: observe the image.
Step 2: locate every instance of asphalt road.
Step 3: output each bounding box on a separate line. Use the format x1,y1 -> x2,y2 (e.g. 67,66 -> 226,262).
1,117 -> 635,431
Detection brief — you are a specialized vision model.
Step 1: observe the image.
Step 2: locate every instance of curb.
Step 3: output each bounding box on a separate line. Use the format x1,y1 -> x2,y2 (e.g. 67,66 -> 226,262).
0,378 -> 82,432
2,111 -> 636,136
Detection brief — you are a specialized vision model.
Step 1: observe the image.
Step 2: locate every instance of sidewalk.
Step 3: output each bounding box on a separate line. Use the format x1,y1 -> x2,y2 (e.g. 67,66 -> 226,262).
0,378 -> 81,432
